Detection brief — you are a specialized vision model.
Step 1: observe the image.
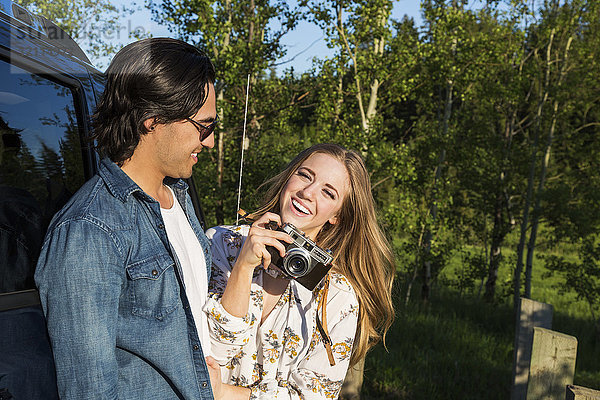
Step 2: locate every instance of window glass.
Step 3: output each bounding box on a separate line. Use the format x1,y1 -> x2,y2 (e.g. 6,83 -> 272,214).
0,59 -> 84,293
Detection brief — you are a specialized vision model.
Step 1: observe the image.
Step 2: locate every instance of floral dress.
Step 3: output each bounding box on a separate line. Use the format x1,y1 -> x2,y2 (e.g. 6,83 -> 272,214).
204,225 -> 359,400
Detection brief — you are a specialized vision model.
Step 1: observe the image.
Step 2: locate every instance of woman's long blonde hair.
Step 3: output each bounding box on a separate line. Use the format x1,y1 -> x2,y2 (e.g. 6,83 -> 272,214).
251,143 -> 395,367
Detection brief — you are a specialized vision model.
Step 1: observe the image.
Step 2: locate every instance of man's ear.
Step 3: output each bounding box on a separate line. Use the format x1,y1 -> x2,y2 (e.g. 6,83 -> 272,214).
143,118 -> 157,133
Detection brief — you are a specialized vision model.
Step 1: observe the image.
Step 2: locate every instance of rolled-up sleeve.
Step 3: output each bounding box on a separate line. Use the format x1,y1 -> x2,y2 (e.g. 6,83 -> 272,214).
204,292 -> 255,364
204,226 -> 259,365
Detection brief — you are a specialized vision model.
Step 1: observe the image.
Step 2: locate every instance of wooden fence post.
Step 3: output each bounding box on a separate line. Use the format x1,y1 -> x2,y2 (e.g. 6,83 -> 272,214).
565,385 -> 600,400
339,357 -> 365,400
511,298 -> 554,400
526,327 -> 577,400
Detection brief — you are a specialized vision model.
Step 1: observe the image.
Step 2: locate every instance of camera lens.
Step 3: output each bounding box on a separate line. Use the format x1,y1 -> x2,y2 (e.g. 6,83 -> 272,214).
284,254 -> 309,277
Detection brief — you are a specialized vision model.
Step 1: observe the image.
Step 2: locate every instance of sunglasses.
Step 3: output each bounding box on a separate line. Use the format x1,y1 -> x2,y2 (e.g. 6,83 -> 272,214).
186,115 -> 219,141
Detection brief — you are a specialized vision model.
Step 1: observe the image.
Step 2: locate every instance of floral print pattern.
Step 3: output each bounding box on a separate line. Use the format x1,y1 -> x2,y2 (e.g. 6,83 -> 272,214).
204,225 -> 360,399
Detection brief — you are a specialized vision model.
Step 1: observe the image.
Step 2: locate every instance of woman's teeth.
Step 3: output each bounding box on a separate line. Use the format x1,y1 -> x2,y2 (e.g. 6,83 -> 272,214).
292,199 -> 310,215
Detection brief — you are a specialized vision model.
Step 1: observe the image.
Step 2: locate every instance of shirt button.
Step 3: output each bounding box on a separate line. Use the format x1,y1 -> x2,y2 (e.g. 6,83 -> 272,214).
193,344 -> 199,351
201,382 -> 208,388
151,269 -> 158,276
158,223 -> 165,229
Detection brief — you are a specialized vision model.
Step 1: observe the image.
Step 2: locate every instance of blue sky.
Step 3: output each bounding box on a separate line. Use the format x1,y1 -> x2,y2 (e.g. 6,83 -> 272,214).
87,0 -> 424,72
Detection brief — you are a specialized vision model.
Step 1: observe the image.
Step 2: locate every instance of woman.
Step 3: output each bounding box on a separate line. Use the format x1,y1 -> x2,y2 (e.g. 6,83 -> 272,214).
204,143 -> 395,399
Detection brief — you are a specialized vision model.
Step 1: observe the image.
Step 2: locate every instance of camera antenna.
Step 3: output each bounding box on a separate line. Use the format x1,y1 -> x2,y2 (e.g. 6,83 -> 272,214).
236,73 -> 251,225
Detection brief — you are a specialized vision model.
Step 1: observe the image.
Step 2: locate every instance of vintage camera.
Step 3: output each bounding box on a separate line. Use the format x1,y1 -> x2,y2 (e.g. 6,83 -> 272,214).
266,222 -> 333,291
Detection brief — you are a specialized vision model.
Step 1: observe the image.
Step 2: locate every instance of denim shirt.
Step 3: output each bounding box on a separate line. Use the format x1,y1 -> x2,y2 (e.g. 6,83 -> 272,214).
35,158 -> 214,400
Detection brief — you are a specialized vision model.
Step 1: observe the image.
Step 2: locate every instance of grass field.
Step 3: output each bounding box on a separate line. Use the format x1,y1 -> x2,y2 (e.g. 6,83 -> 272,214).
360,244 -> 600,399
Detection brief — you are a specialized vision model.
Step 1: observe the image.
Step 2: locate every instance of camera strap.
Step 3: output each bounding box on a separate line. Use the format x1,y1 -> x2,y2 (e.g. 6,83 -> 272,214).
316,274 -> 336,366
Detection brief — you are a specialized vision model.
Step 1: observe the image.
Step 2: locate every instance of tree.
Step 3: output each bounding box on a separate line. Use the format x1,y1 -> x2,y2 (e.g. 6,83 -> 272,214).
407,0 -> 522,303
301,0 -> 393,136
519,0 -> 592,299
539,0 -> 600,337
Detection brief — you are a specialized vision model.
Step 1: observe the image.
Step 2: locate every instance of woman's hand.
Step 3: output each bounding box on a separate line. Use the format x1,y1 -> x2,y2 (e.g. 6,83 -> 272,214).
219,212 -> 292,318
234,212 -> 292,272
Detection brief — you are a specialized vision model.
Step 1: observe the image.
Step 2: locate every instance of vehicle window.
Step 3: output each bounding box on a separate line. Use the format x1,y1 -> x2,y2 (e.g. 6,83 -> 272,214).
0,59 -> 84,293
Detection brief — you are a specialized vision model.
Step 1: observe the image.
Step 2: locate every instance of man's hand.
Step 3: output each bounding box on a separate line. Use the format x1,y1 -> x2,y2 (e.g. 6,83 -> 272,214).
205,356 -> 223,400
205,356 -> 251,400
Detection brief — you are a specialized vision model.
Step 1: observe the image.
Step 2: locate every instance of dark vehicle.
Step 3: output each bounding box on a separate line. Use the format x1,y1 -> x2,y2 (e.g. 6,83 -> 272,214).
0,2 -> 205,398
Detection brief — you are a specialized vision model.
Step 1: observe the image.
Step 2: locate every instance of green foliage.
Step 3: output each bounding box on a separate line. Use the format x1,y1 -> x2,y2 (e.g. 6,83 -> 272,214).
543,234 -> 600,329
447,248 -> 488,296
28,0 -> 598,312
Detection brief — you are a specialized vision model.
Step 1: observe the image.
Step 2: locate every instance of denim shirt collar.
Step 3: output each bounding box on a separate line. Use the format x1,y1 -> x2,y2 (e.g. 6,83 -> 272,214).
98,157 -> 189,204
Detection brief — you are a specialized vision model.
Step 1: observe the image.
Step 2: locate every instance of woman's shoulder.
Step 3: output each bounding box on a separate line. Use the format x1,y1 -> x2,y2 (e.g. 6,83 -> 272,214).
206,224 -> 250,243
323,272 -> 359,314
206,225 -> 250,263
328,271 -> 356,295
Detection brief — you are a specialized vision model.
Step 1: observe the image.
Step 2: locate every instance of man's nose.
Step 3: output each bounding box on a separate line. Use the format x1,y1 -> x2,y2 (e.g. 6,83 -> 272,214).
201,132 -> 215,149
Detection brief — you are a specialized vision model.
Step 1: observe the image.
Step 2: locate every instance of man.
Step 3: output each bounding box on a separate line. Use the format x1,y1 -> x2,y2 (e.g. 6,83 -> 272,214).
35,38 -> 218,399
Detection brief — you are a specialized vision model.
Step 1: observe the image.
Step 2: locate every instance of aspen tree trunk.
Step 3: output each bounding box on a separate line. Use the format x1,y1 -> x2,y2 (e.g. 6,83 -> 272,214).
216,90 -> 225,225
334,10 -> 343,123
515,29 -> 554,306
421,78 -> 453,303
484,118 -> 514,302
335,3 -> 367,133
405,222 -> 427,306
485,187 -> 504,301
514,131 -> 538,303
525,113 -> 555,297
524,35 -> 572,298
246,0 -> 258,139
511,12 -> 537,314
337,4 -> 389,397
215,0 -> 232,225
364,11 -> 386,124
422,149 -> 445,302
335,72 -> 343,122
336,4 -> 388,134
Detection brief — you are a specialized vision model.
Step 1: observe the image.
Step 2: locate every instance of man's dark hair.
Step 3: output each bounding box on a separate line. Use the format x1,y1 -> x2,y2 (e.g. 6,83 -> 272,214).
92,38 -> 216,165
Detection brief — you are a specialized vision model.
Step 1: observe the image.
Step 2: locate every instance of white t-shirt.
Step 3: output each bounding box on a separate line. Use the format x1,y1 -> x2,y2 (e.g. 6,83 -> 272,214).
160,186 -> 211,357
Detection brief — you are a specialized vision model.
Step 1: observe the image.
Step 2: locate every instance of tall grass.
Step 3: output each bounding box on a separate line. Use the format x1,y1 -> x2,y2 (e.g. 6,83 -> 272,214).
360,245 -> 600,399
362,289 -> 514,399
